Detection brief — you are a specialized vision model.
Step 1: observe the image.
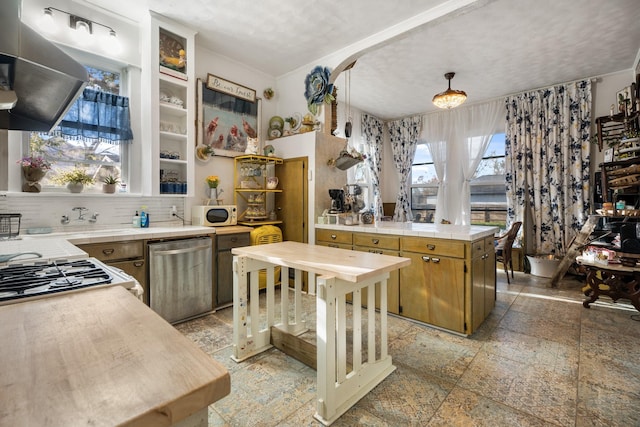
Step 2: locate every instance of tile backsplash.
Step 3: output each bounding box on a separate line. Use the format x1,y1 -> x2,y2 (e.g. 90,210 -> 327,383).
0,194 -> 185,234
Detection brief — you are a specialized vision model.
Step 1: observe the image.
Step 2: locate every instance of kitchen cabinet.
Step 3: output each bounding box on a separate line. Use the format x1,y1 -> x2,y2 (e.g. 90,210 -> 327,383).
400,236 -> 466,333
142,12 -> 195,196
77,241 -> 147,304
315,229 -> 353,250
234,155 -> 283,226
215,231 -> 251,308
316,225 -> 497,335
471,236 -> 496,329
353,233 -> 400,314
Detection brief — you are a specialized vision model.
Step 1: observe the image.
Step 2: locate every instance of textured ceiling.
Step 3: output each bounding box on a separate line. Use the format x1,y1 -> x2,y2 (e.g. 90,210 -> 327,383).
84,0 -> 640,120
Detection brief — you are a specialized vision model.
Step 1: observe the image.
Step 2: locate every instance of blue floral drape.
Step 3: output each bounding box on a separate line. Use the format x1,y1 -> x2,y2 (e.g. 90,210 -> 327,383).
505,80 -> 591,255
361,113 -> 385,219
388,115 -> 422,222
56,88 -> 133,143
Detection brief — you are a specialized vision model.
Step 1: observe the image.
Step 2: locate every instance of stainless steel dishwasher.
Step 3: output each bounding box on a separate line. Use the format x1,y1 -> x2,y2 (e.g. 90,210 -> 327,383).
148,237 -> 212,324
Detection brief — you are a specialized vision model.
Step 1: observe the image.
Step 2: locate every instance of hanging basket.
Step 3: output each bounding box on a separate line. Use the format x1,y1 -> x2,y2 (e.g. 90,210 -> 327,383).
334,155 -> 362,170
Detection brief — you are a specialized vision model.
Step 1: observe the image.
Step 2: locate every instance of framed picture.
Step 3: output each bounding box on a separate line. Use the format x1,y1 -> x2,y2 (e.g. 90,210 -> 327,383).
616,86 -> 632,111
196,78 -> 260,158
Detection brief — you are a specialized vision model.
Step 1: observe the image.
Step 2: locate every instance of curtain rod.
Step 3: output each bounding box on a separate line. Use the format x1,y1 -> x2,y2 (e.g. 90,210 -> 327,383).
502,76 -> 599,100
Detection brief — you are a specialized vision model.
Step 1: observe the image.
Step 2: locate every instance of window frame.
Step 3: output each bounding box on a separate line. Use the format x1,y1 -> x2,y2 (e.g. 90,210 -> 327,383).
410,132 -> 507,225
24,51 -> 131,194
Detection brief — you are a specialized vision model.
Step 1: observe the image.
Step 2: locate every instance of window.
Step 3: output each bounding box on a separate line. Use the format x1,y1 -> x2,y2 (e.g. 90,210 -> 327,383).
29,65 -> 128,192
470,133 -> 506,227
410,144 -> 438,223
410,133 -> 506,226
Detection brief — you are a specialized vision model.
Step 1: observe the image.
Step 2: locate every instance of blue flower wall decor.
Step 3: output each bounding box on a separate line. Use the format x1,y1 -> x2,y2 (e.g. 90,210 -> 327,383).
304,66 -> 335,115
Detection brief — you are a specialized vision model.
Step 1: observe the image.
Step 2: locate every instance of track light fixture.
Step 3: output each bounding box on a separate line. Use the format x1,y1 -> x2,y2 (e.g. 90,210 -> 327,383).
41,7 -> 121,53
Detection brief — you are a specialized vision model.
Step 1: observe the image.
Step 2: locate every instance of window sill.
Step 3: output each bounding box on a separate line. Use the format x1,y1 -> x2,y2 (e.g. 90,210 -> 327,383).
1,191 -> 144,198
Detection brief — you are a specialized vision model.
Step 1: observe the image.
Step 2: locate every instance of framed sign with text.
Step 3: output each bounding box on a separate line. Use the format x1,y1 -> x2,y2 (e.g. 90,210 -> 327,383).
206,73 -> 256,103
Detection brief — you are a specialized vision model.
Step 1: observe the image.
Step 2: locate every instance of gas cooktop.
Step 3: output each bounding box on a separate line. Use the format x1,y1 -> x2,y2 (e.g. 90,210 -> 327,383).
0,258 -> 133,304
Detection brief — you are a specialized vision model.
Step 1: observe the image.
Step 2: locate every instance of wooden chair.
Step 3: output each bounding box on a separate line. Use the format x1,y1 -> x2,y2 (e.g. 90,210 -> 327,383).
495,221 -> 522,284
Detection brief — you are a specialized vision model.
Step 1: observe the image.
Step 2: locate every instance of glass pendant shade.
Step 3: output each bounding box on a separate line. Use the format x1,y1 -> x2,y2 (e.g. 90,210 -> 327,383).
432,72 -> 467,109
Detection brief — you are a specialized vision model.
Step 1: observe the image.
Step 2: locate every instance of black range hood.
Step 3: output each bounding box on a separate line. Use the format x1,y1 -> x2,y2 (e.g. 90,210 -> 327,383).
0,0 -> 88,132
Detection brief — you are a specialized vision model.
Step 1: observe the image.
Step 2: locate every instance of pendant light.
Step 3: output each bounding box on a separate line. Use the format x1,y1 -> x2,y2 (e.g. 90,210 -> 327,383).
432,72 -> 467,109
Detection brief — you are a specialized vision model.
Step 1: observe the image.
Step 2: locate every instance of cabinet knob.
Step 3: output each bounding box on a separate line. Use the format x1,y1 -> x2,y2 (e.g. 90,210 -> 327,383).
372,239 -> 380,245
331,234 -> 337,240
431,257 -> 441,263
427,244 -> 436,250
133,261 -> 144,267
422,256 -> 431,262
102,248 -> 115,255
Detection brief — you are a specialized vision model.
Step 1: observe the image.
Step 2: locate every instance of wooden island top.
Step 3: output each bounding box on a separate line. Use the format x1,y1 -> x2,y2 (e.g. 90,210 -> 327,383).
0,286 -> 230,427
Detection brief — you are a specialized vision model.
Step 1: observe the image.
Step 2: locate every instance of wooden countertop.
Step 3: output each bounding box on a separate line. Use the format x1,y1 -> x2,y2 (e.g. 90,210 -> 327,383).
232,241 -> 410,283
0,286 -> 230,427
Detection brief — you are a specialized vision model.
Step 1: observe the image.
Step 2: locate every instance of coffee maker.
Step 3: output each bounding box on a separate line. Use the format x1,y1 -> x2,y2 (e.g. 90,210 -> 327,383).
328,189 -> 345,213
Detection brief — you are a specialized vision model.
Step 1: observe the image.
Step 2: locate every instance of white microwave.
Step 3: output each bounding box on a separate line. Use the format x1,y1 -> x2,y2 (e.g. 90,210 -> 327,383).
192,205 -> 237,226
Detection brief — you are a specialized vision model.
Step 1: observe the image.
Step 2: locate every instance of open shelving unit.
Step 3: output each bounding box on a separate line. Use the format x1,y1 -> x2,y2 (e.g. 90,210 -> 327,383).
233,155 -> 283,226
143,12 -> 196,196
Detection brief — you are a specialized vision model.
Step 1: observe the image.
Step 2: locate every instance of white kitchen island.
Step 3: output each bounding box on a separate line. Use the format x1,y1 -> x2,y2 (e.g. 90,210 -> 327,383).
231,241 -> 410,426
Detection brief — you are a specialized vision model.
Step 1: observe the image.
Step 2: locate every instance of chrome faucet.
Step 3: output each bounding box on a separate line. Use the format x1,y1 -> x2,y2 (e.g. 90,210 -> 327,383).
88,213 -> 99,223
60,215 -> 70,225
72,207 -> 89,221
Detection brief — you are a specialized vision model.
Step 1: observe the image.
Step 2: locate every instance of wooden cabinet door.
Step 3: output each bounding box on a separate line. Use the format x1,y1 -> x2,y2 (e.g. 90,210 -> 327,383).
484,236 -> 497,317
110,259 -> 147,304
276,157 -> 308,242
471,254 -> 486,331
353,246 -> 400,315
400,252 -> 466,333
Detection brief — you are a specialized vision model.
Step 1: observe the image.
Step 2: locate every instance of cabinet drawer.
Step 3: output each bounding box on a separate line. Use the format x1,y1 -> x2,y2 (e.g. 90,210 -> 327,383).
316,229 -> 353,245
353,233 -> 399,250
80,241 -> 144,262
217,233 -> 251,250
401,237 -> 465,258
471,239 -> 485,258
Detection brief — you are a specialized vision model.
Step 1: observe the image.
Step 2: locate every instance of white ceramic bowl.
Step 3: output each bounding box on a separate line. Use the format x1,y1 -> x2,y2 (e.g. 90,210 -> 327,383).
266,176 -> 278,189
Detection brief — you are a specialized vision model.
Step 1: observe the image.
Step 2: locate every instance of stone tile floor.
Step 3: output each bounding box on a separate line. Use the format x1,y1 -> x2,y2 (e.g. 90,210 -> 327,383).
175,271 -> 640,426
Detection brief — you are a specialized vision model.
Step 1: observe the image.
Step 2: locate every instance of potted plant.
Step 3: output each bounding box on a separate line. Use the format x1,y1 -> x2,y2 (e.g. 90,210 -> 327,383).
17,156 -> 51,193
102,175 -> 120,194
54,167 -> 95,193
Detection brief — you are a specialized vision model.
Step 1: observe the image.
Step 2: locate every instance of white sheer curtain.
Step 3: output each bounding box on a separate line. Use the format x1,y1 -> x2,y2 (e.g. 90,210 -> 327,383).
453,99 -> 504,225
421,112 -> 450,224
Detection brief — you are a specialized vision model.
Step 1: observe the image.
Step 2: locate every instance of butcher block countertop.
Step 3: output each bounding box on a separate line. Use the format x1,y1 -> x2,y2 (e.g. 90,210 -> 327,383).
0,286 -> 230,427
232,241 -> 411,283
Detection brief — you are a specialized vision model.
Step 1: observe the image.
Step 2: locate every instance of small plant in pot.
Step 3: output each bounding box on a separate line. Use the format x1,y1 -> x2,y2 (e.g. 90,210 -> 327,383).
54,167 -> 95,193
102,175 -> 120,194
